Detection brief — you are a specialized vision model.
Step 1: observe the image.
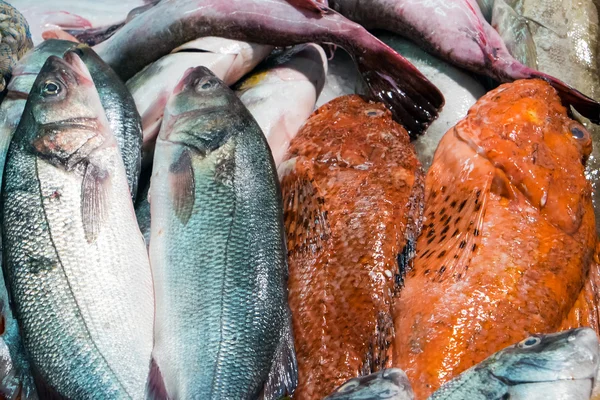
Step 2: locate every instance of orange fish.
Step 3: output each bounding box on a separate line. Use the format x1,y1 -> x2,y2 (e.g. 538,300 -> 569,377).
393,79 -> 597,399
280,95 -> 424,399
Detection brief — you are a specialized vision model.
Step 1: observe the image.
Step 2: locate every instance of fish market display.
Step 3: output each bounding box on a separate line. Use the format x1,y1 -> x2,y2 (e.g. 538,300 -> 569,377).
0,0 -> 33,92
316,49 -> 363,108
148,66 -> 296,399
93,0 -> 445,136
2,51 -> 153,398
324,369 -> 415,400
430,328 -> 600,400
377,32 -> 486,170
280,95 -> 423,399
326,0 -> 600,124
236,43 -> 327,166
393,79 -> 596,399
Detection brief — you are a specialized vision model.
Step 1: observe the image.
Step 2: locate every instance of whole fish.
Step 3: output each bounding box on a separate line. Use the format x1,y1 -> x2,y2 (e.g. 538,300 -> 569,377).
148,66 -> 296,399
324,369 -> 415,400
376,32 -> 486,170
326,0 -> 600,124
393,79 -> 596,399
126,37 -> 272,165
236,43 -> 327,166
429,328 -> 600,400
0,0 -> 33,92
94,0 -> 445,136
279,95 -> 424,399
2,51 -> 153,398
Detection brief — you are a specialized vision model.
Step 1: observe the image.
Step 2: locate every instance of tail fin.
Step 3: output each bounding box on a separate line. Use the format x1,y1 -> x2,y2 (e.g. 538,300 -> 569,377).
352,40 -> 445,138
529,71 -> 600,124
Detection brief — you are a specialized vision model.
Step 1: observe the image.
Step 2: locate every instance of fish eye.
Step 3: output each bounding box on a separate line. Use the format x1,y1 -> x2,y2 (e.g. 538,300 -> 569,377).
569,123 -> 590,142
42,80 -> 61,96
518,336 -> 541,348
338,379 -> 360,392
196,78 -> 216,92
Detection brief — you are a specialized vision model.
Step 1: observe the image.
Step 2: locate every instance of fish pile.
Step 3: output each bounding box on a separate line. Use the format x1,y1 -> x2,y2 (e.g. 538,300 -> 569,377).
0,0 -> 599,399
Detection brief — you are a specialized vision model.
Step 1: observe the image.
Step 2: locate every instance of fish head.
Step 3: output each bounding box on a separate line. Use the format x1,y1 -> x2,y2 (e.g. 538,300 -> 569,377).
324,369 -> 415,400
455,79 -> 593,234
485,328 -> 599,385
20,50 -> 113,170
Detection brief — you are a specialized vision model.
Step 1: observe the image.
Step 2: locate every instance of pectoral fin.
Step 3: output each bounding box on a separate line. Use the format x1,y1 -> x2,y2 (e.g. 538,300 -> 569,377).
81,164 -> 110,243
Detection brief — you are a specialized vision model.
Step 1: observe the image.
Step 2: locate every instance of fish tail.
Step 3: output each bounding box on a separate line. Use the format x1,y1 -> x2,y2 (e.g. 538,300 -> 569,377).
351,39 -> 444,138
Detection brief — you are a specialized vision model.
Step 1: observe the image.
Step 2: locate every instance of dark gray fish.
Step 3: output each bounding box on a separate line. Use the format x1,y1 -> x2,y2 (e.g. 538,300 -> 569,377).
148,66 -> 296,399
93,0 -> 445,137
325,369 -> 414,400
429,328 -> 600,400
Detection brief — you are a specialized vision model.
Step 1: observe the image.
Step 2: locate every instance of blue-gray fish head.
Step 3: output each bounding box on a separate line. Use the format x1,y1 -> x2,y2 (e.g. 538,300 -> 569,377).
324,368 -> 414,400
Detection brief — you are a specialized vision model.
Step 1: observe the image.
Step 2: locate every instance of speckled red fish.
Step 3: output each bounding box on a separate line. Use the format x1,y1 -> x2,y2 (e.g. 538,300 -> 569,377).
392,79 -> 597,399
279,95 -> 423,400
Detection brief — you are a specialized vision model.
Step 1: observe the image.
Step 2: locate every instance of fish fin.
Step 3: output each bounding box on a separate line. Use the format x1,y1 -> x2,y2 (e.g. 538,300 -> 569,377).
32,368 -> 62,400
491,0 -> 538,69
396,239 -> 416,289
416,174 -> 491,283
279,158 -> 331,255
64,23 -> 125,47
353,42 -> 444,138
81,164 -> 110,244
361,312 -> 394,375
260,312 -> 298,400
146,357 -> 169,400
169,150 -> 195,225
285,0 -> 330,14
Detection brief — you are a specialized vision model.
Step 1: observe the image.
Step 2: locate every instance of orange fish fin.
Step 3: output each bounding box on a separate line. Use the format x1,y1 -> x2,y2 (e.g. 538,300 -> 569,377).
279,158 -> 331,255
416,176 -> 491,283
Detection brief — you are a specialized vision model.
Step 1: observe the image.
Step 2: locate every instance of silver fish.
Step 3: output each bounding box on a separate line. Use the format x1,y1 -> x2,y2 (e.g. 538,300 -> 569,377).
148,66 -> 296,399
429,328 -> 600,400
2,51 -> 153,398
325,369 -> 415,400
236,43 -> 327,166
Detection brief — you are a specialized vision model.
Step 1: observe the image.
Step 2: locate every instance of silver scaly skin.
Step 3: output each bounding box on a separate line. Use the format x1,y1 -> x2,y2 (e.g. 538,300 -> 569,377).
325,369 -> 415,400
148,66 -> 296,399
2,51 -> 153,399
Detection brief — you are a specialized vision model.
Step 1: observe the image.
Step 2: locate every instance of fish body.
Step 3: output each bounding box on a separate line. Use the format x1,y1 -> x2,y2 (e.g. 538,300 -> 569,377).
393,79 -> 596,399
324,369 -> 414,400
376,32 -> 486,170
279,95 -> 424,399
429,328 -> 599,400
2,51 -> 153,398
0,0 -> 33,92
94,0 -> 444,136
148,67 -> 296,399
327,0 -> 600,124
236,43 -> 327,166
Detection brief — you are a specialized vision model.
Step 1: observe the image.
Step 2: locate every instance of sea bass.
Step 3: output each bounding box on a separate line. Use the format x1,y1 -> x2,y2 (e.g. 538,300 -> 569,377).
279,95 -> 424,399
324,369 -> 415,400
429,328 -> 600,400
376,32 -> 486,170
325,0 -> 600,124
148,66 -> 296,399
2,51 -> 153,398
236,43 -> 327,166
94,0 -> 444,136
393,79 -> 596,399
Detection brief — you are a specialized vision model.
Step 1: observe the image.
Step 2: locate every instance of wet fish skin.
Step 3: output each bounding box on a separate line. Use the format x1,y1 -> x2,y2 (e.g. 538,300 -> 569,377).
236,43 -> 327,166
429,328 -> 599,400
149,66 -> 296,399
393,79 -> 597,399
2,52 -> 153,398
94,0 -> 444,137
280,95 -> 424,399
324,369 -> 415,400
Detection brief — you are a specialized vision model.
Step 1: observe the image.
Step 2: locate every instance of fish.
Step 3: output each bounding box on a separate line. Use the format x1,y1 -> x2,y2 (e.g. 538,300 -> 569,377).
392,79 -> 597,399
0,0 -> 34,92
148,66 -> 296,399
326,0 -> 600,124
429,328 -> 600,400
279,94 -> 424,399
236,43 -> 327,166
134,168 -> 151,249
93,0 -> 445,136
376,32 -> 486,170
126,37 -> 272,166
1,51 -> 153,398
324,369 -> 415,400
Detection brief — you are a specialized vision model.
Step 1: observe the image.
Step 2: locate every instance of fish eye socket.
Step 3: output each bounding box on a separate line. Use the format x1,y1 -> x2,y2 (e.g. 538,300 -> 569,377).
570,125 -> 589,141
42,80 -> 61,96
196,78 -> 216,92
519,336 -> 541,348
